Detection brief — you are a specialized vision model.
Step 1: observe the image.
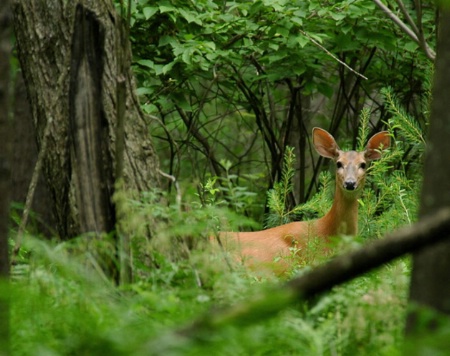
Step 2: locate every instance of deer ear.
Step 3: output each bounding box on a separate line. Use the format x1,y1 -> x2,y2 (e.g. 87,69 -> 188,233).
365,131 -> 391,161
313,127 -> 341,159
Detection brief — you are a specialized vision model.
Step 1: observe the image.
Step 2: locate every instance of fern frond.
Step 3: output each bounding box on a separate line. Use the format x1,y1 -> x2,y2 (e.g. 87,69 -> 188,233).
357,107 -> 371,151
266,146 -> 296,226
381,87 -> 425,146
291,171 -> 332,218
279,146 -> 296,207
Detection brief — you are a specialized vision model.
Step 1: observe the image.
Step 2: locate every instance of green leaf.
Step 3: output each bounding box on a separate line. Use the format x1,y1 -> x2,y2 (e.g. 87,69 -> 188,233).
153,64 -> 164,75
330,12 -> 346,21
143,6 -> 158,20
291,16 -> 303,26
275,26 -> 290,38
179,8 -> 202,25
162,61 -> 175,74
182,49 -> 193,64
308,33 -> 324,44
159,35 -> 176,47
137,59 -> 154,69
297,34 -> 309,48
136,87 -> 153,95
403,41 -> 419,52
141,103 -> 158,114
159,4 -> 176,13
293,9 -> 306,17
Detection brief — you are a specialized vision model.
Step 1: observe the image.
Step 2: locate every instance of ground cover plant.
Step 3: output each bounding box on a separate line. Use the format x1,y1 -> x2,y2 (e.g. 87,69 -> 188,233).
7,0 -> 450,355
10,103 -> 423,355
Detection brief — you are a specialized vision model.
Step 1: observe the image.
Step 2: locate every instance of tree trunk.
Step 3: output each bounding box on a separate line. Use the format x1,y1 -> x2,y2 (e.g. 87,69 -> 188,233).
11,0 -> 160,239
0,0 -> 12,353
406,7 -> 450,332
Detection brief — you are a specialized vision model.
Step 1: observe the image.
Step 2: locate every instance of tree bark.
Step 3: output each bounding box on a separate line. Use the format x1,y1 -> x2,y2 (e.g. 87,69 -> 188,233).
11,0 -> 160,239
0,0 -> 12,353
406,7 -> 450,332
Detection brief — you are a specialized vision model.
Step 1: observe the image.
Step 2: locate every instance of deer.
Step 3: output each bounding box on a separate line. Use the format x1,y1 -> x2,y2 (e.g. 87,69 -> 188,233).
215,127 -> 391,273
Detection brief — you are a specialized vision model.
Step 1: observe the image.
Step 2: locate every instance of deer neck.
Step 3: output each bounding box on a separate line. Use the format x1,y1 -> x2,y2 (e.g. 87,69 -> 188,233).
317,182 -> 361,237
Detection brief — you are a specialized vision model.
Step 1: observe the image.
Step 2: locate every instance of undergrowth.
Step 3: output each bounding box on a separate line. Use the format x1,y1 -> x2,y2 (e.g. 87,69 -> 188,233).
9,95 -> 435,355
10,234 -> 412,355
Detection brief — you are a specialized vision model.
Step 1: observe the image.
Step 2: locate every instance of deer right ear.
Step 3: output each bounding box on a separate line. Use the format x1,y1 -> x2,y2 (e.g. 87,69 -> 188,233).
313,127 -> 340,159
365,131 -> 391,161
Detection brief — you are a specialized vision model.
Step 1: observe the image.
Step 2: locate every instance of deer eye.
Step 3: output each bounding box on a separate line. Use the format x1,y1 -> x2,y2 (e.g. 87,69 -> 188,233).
336,161 -> 343,169
360,162 -> 367,169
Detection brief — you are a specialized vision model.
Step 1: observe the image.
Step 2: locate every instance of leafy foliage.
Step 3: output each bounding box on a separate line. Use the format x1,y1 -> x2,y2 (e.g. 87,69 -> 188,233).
11,93 -> 428,354
10,0 -> 444,355
126,0 -> 434,220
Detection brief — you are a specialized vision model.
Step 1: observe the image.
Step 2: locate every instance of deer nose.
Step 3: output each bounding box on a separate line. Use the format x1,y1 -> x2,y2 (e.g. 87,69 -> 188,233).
344,181 -> 357,191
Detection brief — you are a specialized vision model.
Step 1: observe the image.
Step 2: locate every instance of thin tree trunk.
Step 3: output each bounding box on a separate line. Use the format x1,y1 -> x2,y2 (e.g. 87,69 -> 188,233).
406,7 -> 450,332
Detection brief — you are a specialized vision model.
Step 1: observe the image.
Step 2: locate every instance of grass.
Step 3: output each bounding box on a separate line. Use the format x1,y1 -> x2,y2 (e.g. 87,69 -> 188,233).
9,225 -> 412,356
8,121 -> 427,354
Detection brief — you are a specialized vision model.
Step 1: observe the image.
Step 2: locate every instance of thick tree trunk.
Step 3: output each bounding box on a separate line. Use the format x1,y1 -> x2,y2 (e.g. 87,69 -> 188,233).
406,8 -> 450,332
12,0 -> 160,239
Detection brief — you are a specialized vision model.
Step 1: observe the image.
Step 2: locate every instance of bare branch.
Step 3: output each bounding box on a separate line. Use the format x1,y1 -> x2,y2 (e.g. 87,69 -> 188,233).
12,117 -> 53,260
395,0 -> 420,36
372,0 -> 435,60
299,30 -> 368,80
158,169 -> 182,207
413,0 -> 435,62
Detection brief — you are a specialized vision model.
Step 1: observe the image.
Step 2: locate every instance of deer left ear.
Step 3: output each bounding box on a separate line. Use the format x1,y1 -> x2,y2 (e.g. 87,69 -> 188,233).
312,127 -> 341,159
364,131 -> 391,161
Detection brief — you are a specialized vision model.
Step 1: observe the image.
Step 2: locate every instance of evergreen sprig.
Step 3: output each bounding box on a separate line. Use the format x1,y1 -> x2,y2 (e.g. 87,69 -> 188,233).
382,86 -> 426,146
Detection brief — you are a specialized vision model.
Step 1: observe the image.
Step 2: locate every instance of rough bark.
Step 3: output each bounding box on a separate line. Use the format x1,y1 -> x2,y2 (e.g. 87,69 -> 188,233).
69,5 -> 115,235
406,7 -> 450,332
0,0 -> 12,353
12,0 -> 160,239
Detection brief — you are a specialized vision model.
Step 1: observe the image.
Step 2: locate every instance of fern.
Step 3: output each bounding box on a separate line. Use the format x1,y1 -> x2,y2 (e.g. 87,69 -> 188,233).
382,86 -> 426,146
266,147 -> 296,226
266,148 -> 331,228
357,107 -> 371,151
291,171 -> 332,219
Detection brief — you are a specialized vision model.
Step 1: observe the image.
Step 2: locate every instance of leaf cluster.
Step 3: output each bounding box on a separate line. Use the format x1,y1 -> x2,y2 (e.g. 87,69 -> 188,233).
124,0 -> 434,222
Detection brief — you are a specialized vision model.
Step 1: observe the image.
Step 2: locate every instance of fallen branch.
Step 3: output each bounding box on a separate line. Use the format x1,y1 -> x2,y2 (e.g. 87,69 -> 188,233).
168,208 -> 450,342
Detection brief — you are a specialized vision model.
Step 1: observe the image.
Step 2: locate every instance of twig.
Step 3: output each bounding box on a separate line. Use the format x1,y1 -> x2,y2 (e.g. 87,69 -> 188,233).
395,0 -> 420,36
12,117 -> 53,259
158,169 -> 182,207
299,30 -> 368,80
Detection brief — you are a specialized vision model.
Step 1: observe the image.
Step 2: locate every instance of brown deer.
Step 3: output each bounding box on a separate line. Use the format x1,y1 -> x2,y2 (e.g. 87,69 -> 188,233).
216,127 -> 391,272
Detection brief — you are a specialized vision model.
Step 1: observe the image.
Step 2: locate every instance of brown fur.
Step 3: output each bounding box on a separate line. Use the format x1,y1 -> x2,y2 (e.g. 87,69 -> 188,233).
215,128 -> 391,273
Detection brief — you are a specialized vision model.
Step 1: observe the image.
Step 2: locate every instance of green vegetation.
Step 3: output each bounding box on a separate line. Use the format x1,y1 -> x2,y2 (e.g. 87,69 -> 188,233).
130,0 -> 432,219
10,103 -> 423,354
10,0 -> 447,355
